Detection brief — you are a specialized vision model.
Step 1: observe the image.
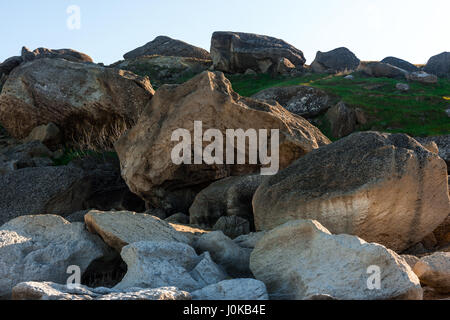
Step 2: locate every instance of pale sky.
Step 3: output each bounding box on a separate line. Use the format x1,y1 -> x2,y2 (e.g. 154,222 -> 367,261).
0,0 -> 449,65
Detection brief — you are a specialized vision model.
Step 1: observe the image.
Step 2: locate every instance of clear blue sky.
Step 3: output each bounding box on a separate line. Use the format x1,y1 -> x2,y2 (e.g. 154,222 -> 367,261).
1,0 -> 449,65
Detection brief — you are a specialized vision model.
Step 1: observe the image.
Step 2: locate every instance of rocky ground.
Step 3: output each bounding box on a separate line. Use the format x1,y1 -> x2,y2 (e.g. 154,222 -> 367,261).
0,32 -> 449,301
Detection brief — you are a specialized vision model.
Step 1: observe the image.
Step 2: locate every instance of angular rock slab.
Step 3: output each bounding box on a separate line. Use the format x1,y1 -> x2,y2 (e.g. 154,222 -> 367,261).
115,71 -> 330,213
413,252 -> 450,293
0,215 -> 108,298
84,210 -> 191,252
253,132 -> 450,252
12,282 -> 191,300
191,279 -> 268,300
114,241 -> 228,292
250,220 -> 423,300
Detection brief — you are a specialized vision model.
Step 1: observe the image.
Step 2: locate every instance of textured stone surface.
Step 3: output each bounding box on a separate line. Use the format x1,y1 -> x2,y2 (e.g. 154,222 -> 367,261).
358,61 -> 408,79
0,166 -> 91,225
211,31 -> 305,74
0,215 -> 109,298
325,101 -> 357,138
381,57 -> 419,73
250,220 -> 423,300
21,47 -> 93,63
424,52 -> 450,78
311,47 -> 360,73
190,175 -> 264,228
413,252 -> 450,293
194,231 -> 253,277
407,71 -> 438,84
191,279 -> 268,300
114,241 -> 227,292
213,216 -> 251,239
0,58 -> 154,148
113,55 -> 212,88
251,85 -> 331,118
84,210 -> 191,252
115,71 -> 329,214
12,282 -> 191,300
124,36 -> 211,60
253,132 -> 450,252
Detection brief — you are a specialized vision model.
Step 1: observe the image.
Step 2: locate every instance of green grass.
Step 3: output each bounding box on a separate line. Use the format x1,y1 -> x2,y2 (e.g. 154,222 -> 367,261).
228,73 -> 450,138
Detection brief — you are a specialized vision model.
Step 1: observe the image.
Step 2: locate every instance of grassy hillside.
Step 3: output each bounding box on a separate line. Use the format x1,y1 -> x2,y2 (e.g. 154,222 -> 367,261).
228,73 -> 450,138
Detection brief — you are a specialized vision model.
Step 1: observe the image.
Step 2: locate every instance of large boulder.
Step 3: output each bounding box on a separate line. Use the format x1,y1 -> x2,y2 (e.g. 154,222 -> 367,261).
358,61 -> 408,79
250,219 -> 423,300
112,55 -> 212,88
311,47 -> 360,74
0,215 -> 109,298
253,132 -> 450,252
424,52 -> 450,78
124,36 -> 211,60
191,279 -> 268,300
21,46 -> 93,63
251,85 -> 332,118
113,241 -> 228,292
0,166 -> 91,225
381,57 -> 419,73
413,252 -> 450,293
0,58 -> 154,148
12,282 -> 191,300
115,71 -> 330,213
210,31 -> 306,74
415,135 -> 450,171
189,174 -> 264,228
84,210 -> 193,252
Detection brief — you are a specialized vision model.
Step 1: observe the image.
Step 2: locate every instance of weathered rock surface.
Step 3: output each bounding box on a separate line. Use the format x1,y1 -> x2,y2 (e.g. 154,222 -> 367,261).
115,71 -> 330,214
21,46 -> 93,63
251,85 -> 332,118
381,57 -> 419,73
194,231 -> 252,277
210,32 -> 306,74
424,52 -> 450,78
396,83 -> 410,92
0,140 -> 54,174
0,58 -> 154,148
0,166 -> 91,225
253,132 -> 450,252
0,215 -> 109,298
325,101 -> 358,138
213,216 -> 251,239
191,279 -> 268,300
415,135 -> 450,172
413,252 -> 450,293
189,175 -> 264,228
250,219 -> 423,300
0,56 -> 23,75
311,47 -> 360,74
114,241 -> 228,292
401,255 -> 420,269
407,71 -> 438,84
84,210 -> 191,252
233,232 -> 266,249
12,282 -> 191,300
358,61 -> 408,79
113,55 -> 212,88
432,215 -> 450,248
124,36 -> 211,60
